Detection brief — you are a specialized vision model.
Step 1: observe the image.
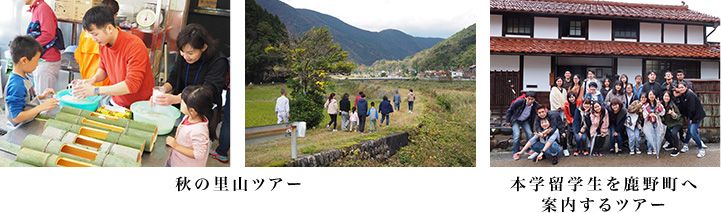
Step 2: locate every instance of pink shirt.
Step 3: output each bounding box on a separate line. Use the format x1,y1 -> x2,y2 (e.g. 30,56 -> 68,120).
168,116 -> 209,167
29,0 -> 60,62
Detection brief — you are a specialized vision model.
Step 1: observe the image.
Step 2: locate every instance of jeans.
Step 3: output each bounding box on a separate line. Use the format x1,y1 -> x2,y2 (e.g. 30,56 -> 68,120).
684,121 -> 704,150
574,132 -> 588,152
511,120 -> 533,154
216,90 -> 230,156
394,102 -> 400,111
609,125 -> 623,150
358,115 -> 367,133
369,119 -> 377,132
340,111 -> 349,130
626,127 -> 640,151
380,114 -> 389,126
328,114 -> 337,129
408,101 -> 414,112
529,131 -> 562,157
666,125 -> 682,151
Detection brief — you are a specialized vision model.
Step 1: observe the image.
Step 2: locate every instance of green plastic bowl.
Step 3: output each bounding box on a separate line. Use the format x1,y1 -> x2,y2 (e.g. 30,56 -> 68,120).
56,89 -> 101,111
130,101 -> 181,135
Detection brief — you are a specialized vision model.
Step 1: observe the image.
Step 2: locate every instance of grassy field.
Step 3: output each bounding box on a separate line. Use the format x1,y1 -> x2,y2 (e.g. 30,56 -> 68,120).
245,79 -> 476,167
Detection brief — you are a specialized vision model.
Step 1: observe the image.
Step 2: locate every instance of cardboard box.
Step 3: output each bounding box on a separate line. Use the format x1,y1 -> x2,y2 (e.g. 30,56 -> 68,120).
74,0 -> 102,21
54,0 -> 75,21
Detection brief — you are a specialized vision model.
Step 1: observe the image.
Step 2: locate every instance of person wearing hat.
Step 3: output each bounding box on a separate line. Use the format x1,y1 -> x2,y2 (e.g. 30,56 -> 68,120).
275,88 -> 290,124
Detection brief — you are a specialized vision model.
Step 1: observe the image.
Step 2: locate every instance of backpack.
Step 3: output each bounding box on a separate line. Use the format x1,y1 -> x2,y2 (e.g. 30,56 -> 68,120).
27,21 -> 65,57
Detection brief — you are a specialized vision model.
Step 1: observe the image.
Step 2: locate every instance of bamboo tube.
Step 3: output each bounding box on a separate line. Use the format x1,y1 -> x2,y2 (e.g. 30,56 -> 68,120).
43,127 -> 142,163
53,113 -> 156,152
22,135 -> 141,167
44,119 -> 145,151
0,156 -> 36,167
60,106 -> 158,133
16,148 -> 96,167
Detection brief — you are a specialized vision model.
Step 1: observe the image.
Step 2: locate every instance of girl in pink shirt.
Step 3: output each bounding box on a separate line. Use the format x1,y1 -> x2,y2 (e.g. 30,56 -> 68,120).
166,85 -> 221,167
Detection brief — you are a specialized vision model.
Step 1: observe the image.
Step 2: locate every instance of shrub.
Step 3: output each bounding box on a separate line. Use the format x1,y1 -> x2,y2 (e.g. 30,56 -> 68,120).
289,92 -> 325,128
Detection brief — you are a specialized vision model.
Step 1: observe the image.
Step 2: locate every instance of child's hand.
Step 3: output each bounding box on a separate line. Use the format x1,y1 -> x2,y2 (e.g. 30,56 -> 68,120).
39,88 -> 55,99
38,98 -> 59,111
166,136 -> 177,148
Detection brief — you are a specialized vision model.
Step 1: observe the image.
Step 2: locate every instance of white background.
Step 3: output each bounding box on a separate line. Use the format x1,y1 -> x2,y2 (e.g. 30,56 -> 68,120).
0,0 -> 720,212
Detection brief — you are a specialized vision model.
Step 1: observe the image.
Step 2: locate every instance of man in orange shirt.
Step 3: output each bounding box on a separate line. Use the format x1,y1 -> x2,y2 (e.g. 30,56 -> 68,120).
74,0 -> 118,87
73,5 -> 155,108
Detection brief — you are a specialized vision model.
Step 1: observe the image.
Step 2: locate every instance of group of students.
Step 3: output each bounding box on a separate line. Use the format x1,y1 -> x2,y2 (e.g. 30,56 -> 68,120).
324,90 -> 416,133
509,69 -> 707,165
8,1 -> 230,166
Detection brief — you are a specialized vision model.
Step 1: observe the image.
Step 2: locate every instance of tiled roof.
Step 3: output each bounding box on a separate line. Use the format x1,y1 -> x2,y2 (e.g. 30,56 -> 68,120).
490,36 -> 720,59
490,0 -> 720,24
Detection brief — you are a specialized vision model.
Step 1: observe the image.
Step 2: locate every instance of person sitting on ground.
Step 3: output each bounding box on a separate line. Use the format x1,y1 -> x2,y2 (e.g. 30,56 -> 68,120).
661,91 -> 683,157
379,95 -> 393,127
367,102 -> 378,133
507,91 -> 538,160
5,36 -> 59,127
514,118 -> 562,165
527,104 -> 565,159
608,98 -> 627,154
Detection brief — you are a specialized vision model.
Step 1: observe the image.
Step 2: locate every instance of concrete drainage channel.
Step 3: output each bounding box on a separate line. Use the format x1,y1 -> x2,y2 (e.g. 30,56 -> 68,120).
285,132 -> 409,167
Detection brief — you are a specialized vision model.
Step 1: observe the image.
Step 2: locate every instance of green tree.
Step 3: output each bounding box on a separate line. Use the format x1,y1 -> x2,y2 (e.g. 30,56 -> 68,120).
245,0 -> 288,83
266,27 -> 355,127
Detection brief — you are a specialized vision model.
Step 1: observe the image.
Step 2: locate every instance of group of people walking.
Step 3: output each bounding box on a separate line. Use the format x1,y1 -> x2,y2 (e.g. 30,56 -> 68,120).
276,88 -> 417,134
509,70 -> 707,165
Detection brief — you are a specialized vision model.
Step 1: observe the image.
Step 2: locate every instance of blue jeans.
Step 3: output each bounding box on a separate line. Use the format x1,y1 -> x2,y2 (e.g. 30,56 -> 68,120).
609,125 -> 623,150
530,134 -> 562,157
512,120 -> 533,154
626,127 -> 640,151
684,120 -> 704,150
380,114 -> 389,126
408,101 -> 414,111
394,102 -> 400,111
574,132 -> 588,152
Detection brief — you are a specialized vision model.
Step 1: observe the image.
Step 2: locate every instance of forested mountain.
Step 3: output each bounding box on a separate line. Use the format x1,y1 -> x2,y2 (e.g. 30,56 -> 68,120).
255,0 -> 443,66
358,24 -> 476,74
246,0 -> 288,83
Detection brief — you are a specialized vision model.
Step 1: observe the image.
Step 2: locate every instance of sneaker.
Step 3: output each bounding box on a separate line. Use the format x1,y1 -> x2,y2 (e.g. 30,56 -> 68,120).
552,155 -> 558,165
598,153 -> 604,157
629,150 -> 635,155
326,125 -> 330,130
697,150 -> 706,158
563,149 -> 570,157
593,153 -> 598,157
635,149 -> 641,154
652,151 -> 657,155
662,141 -> 670,149
681,145 -> 689,153
583,151 -> 589,156
573,151 -> 579,156
209,150 -> 229,163
702,141 -> 708,148
513,153 -> 520,160
663,144 -> 674,151
528,152 -> 539,160
671,149 -> 679,157
333,129 -> 338,132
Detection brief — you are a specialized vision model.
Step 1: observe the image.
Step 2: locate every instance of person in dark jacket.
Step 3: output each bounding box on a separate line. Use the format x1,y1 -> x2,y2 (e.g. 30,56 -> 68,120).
356,94 -> 368,133
674,82 -> 706,157
573,98 -> 593,156
662,90 -> 683,156
393,90 -> 402,111
379,96 -> 394,127
608,98 -> 627,154
507,91 -> 538,160
642,70 -> 663,96
524,104 -> 564,159
155,24 -> 228,110
339,93 -> 351,131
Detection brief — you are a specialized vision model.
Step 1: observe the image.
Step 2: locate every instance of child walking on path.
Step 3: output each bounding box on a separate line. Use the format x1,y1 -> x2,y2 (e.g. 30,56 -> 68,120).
349,107 -> 358,132
166,85 -> 220,167
379,96 -> 393,127
368,102 -> 378,133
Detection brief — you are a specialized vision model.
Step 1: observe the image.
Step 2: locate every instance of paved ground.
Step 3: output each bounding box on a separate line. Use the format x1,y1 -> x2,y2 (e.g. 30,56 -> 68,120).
490,136 -> 720,167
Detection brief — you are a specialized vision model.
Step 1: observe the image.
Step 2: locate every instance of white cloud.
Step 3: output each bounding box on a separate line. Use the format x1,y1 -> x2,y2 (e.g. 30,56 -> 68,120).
279,0 -> 477,38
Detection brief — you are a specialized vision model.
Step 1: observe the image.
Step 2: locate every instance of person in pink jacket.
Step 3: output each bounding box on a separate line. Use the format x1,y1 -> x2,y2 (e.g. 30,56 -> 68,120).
25,0 -> 61,94
588,101 -> 609,157
166,85 -> 221,167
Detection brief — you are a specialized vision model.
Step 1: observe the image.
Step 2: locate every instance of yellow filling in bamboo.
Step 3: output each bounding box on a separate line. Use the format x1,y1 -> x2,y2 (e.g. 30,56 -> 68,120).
73,136 -> 103,149
78,127 -> 109,139
81,118 -> 124,132
55,158 -> 93,167
60,145 -> 99,160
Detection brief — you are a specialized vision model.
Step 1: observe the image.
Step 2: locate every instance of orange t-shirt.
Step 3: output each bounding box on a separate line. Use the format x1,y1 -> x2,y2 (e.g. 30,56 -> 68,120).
98,30 -> 155,108
75,30 -> 111,87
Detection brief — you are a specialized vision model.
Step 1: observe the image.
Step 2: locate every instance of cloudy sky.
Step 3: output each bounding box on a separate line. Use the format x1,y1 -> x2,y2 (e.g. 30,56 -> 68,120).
279,0 -> 477,39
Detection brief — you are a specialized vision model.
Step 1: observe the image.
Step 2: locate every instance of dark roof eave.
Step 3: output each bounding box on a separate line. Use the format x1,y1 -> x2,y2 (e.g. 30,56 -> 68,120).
490,51 -> 721,61
490,9 -> 720,27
